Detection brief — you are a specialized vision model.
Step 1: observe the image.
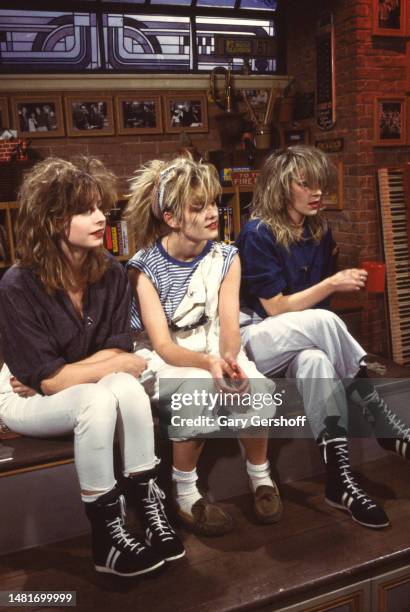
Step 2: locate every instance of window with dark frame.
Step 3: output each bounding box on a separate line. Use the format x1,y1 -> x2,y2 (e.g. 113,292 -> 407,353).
0,1 -> 280,73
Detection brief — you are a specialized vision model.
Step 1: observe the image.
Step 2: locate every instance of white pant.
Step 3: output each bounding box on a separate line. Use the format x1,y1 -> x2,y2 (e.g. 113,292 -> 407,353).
240,309 -> 367,438
136,347 -> 275,439
0,369 -> 156,494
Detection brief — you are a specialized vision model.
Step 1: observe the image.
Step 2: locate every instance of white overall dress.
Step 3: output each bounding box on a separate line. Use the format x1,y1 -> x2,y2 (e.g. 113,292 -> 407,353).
134,244 -> 276,439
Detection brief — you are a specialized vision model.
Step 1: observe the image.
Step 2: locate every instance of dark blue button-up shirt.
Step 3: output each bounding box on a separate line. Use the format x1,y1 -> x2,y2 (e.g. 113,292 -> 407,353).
236,218 -> 337,319
0,257 -> 133,393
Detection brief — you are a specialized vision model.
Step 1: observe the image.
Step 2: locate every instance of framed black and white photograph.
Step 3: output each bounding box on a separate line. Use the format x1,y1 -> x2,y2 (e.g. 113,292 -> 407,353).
240,88 -> 277,127
373,0 -> 407,36
374,96 -> 406,146
164,93 -> 208,133
0,98 -> 9,131
115,93 -> 162,135
242,89 -> 270,110
11,95 -> 65,138
64,95 -> 115,137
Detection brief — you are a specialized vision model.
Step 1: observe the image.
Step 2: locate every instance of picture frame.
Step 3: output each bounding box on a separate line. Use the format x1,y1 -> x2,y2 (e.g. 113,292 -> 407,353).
372,0 -> 407,37
241,89 -> 270,110
240,88 -> 277,127
321,160 -> 344,211
115,93 -> 162,135
164,93 -> 208,134
374,96 -> 406,146
64,95 -> 115,137
281,127 -> 310,147
11,95 -> 65,138
0,98 -> 9,131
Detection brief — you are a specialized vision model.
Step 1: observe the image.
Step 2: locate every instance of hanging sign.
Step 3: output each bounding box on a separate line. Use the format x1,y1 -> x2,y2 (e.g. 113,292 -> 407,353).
315,137 -> 344,153
214,35 -> 277,59
231,170 -> 259,186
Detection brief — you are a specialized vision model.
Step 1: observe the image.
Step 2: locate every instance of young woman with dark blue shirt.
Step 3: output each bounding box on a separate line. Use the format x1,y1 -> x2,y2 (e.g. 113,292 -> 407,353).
236,145 -> 410,530
0,158 -> 184,577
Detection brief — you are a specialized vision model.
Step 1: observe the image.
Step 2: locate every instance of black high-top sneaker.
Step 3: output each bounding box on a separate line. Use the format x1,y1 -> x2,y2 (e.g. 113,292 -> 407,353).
129,469 -> 185,562
348,370 -> 410,460
84,486 -> 164,577
317,434 -> 390,529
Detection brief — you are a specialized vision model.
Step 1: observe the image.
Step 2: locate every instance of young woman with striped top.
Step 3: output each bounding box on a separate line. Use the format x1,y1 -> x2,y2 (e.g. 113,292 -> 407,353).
125,156 -> 282,536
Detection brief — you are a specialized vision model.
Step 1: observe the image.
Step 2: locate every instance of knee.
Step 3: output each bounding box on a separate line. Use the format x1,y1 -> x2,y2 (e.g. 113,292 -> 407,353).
76,384 -> 118,427
295,349 -> 338,381
315,309 -> 345,330
100,372 -> 151,410
181,368 -> 214,391
102,371 -> 148,395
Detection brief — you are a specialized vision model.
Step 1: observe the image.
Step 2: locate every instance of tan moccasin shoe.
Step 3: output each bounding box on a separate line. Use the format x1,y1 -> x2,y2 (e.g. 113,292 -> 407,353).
177,498 -> 234,536
253,484 -> 283,524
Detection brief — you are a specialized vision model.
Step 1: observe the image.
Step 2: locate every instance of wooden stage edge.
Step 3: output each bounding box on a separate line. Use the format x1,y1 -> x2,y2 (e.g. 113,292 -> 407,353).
1,454 -> 410,612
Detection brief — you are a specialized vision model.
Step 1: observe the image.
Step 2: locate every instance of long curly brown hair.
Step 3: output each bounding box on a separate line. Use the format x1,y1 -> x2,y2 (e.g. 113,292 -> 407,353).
16,157 -> 118,293
251,145 -> 337,248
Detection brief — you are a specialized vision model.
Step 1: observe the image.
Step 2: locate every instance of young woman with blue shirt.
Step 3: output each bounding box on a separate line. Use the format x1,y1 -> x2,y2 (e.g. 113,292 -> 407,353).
0,157 -> 184,577
236,145 -> 410,530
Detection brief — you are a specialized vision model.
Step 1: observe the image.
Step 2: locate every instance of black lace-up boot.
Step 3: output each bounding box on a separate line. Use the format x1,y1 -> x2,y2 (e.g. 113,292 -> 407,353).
317,417 -> 389,529
128,469 -> 185,562
84,486 -> 164,577
348,368 -> 410,460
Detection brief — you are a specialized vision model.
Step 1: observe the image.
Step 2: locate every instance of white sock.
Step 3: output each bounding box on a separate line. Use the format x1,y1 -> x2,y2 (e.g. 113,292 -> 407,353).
172,466 -> 202,515
246,460 -> 274,493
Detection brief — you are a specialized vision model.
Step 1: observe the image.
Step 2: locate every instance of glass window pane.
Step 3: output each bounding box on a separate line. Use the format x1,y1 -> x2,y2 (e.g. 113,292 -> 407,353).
197,0 -> 236,7
103,14 -> 192,71
151,0 -> 192,5
0,10 -> 101,70
196,16 -> 276,73
240,0 -> 277,9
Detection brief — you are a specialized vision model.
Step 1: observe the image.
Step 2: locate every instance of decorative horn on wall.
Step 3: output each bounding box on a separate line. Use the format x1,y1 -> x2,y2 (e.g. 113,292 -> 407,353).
209,66 -> 233,113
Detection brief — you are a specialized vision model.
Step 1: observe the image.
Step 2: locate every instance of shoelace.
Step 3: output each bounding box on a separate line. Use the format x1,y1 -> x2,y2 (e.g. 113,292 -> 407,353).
360,391 -> 410,442
106,496 -> 145,554
355,389 -> 379,424
381,405 -> 410,442
334,443 -> 376,509
143,479 -> 174,540
319,438 -> 376,509
361,389 -> 410,443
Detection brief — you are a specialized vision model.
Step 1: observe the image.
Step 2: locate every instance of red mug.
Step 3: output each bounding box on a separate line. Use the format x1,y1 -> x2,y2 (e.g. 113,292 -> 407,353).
360,261 -> 386,293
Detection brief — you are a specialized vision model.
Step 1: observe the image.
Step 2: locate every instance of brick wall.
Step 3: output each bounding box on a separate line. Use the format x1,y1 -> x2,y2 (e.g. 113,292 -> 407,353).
285,0 -> 410,356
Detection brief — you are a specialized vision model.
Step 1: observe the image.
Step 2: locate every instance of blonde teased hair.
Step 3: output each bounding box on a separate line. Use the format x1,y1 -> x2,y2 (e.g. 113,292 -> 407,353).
251,145 -> 337,248
125,156 -> 221,250
16,156 -> 118,293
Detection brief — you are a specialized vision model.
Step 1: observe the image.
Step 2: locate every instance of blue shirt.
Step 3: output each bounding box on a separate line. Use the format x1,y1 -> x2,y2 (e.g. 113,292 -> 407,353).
0,257 -> 133,393
236,218 -> 337,319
